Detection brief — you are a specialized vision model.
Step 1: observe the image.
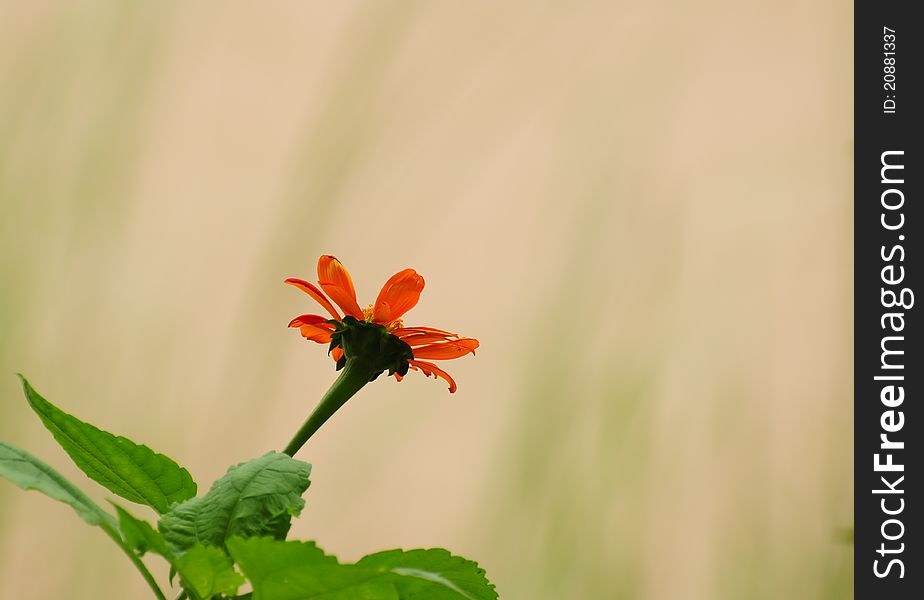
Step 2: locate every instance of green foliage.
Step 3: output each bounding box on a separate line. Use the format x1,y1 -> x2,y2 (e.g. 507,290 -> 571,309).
5,376 -> 498,599
20,376 -> 197,513
118,505 -> 244,598
228,537 -> 497,600
228,537 -> 390,600
175,544 -> 246,598
115,504 -> 173,557
357,548 -> 498,600
0,444 -> 168,600
0,442 -> 115,528
159,452 -> 311,553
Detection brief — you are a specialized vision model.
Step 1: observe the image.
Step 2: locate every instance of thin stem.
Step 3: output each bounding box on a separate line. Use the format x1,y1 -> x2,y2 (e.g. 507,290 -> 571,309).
1,443 -> 167,598
101,523 -> 168,600
283,358 -> 374,456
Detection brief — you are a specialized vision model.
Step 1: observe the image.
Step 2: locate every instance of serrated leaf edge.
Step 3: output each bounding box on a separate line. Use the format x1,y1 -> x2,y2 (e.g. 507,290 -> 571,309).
20,375 -> 196,513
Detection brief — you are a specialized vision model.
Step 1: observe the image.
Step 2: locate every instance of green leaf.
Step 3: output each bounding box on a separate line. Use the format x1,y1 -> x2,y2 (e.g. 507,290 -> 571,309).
115,504 -> 173,558
1,445 -> 170,600
174,544 -> 245,598
358,549 -> 498,600
228,537 -> 397,600
117,506 -> 243,600
19,376 -> 197,513
159,452 -> 311,553
227,538 -> 498,600
0,442 -> 116,528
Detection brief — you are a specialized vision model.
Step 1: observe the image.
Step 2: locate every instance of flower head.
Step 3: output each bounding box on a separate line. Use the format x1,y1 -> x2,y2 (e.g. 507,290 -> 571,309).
285,255 -> 478,392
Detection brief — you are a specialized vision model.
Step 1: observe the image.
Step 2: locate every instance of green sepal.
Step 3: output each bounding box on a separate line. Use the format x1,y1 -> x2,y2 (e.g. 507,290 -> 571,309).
329,317 -> 413,381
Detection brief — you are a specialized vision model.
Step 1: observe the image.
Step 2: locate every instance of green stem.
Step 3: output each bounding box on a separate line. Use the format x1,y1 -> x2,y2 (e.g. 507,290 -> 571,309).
101,522 -> 167,600
283,358 -> 374,456
4,444 -> 167,599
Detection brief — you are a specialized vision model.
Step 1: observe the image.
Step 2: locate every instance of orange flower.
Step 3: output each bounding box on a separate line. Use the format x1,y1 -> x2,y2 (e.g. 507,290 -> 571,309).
286,255 -> 478,392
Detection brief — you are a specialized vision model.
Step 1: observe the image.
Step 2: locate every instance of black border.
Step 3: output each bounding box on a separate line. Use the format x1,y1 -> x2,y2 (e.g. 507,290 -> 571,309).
855,2 -> 920,597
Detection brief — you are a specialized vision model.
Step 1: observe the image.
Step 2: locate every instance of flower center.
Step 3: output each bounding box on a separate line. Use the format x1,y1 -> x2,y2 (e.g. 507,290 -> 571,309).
361,304 -> 403,331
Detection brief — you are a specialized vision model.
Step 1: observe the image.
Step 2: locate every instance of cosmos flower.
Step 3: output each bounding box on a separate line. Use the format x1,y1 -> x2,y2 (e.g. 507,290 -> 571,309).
285,255 -> 478,392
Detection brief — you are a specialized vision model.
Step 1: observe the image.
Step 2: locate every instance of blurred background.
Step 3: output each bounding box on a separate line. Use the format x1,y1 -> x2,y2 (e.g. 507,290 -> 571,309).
0,1 -> 852,599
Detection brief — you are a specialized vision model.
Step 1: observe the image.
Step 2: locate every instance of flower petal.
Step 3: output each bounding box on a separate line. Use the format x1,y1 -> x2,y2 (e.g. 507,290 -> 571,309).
299,324 -> 334,343
408,359 -> 458,393
398,333 -> 456,347
331,346 -> 344,362
284,278 -> 341,320
317,255 -> 363,319
411,338 -> 479,360
288,314 -> 334,328
392,326 -> 459,337
373,269 -> 425,324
